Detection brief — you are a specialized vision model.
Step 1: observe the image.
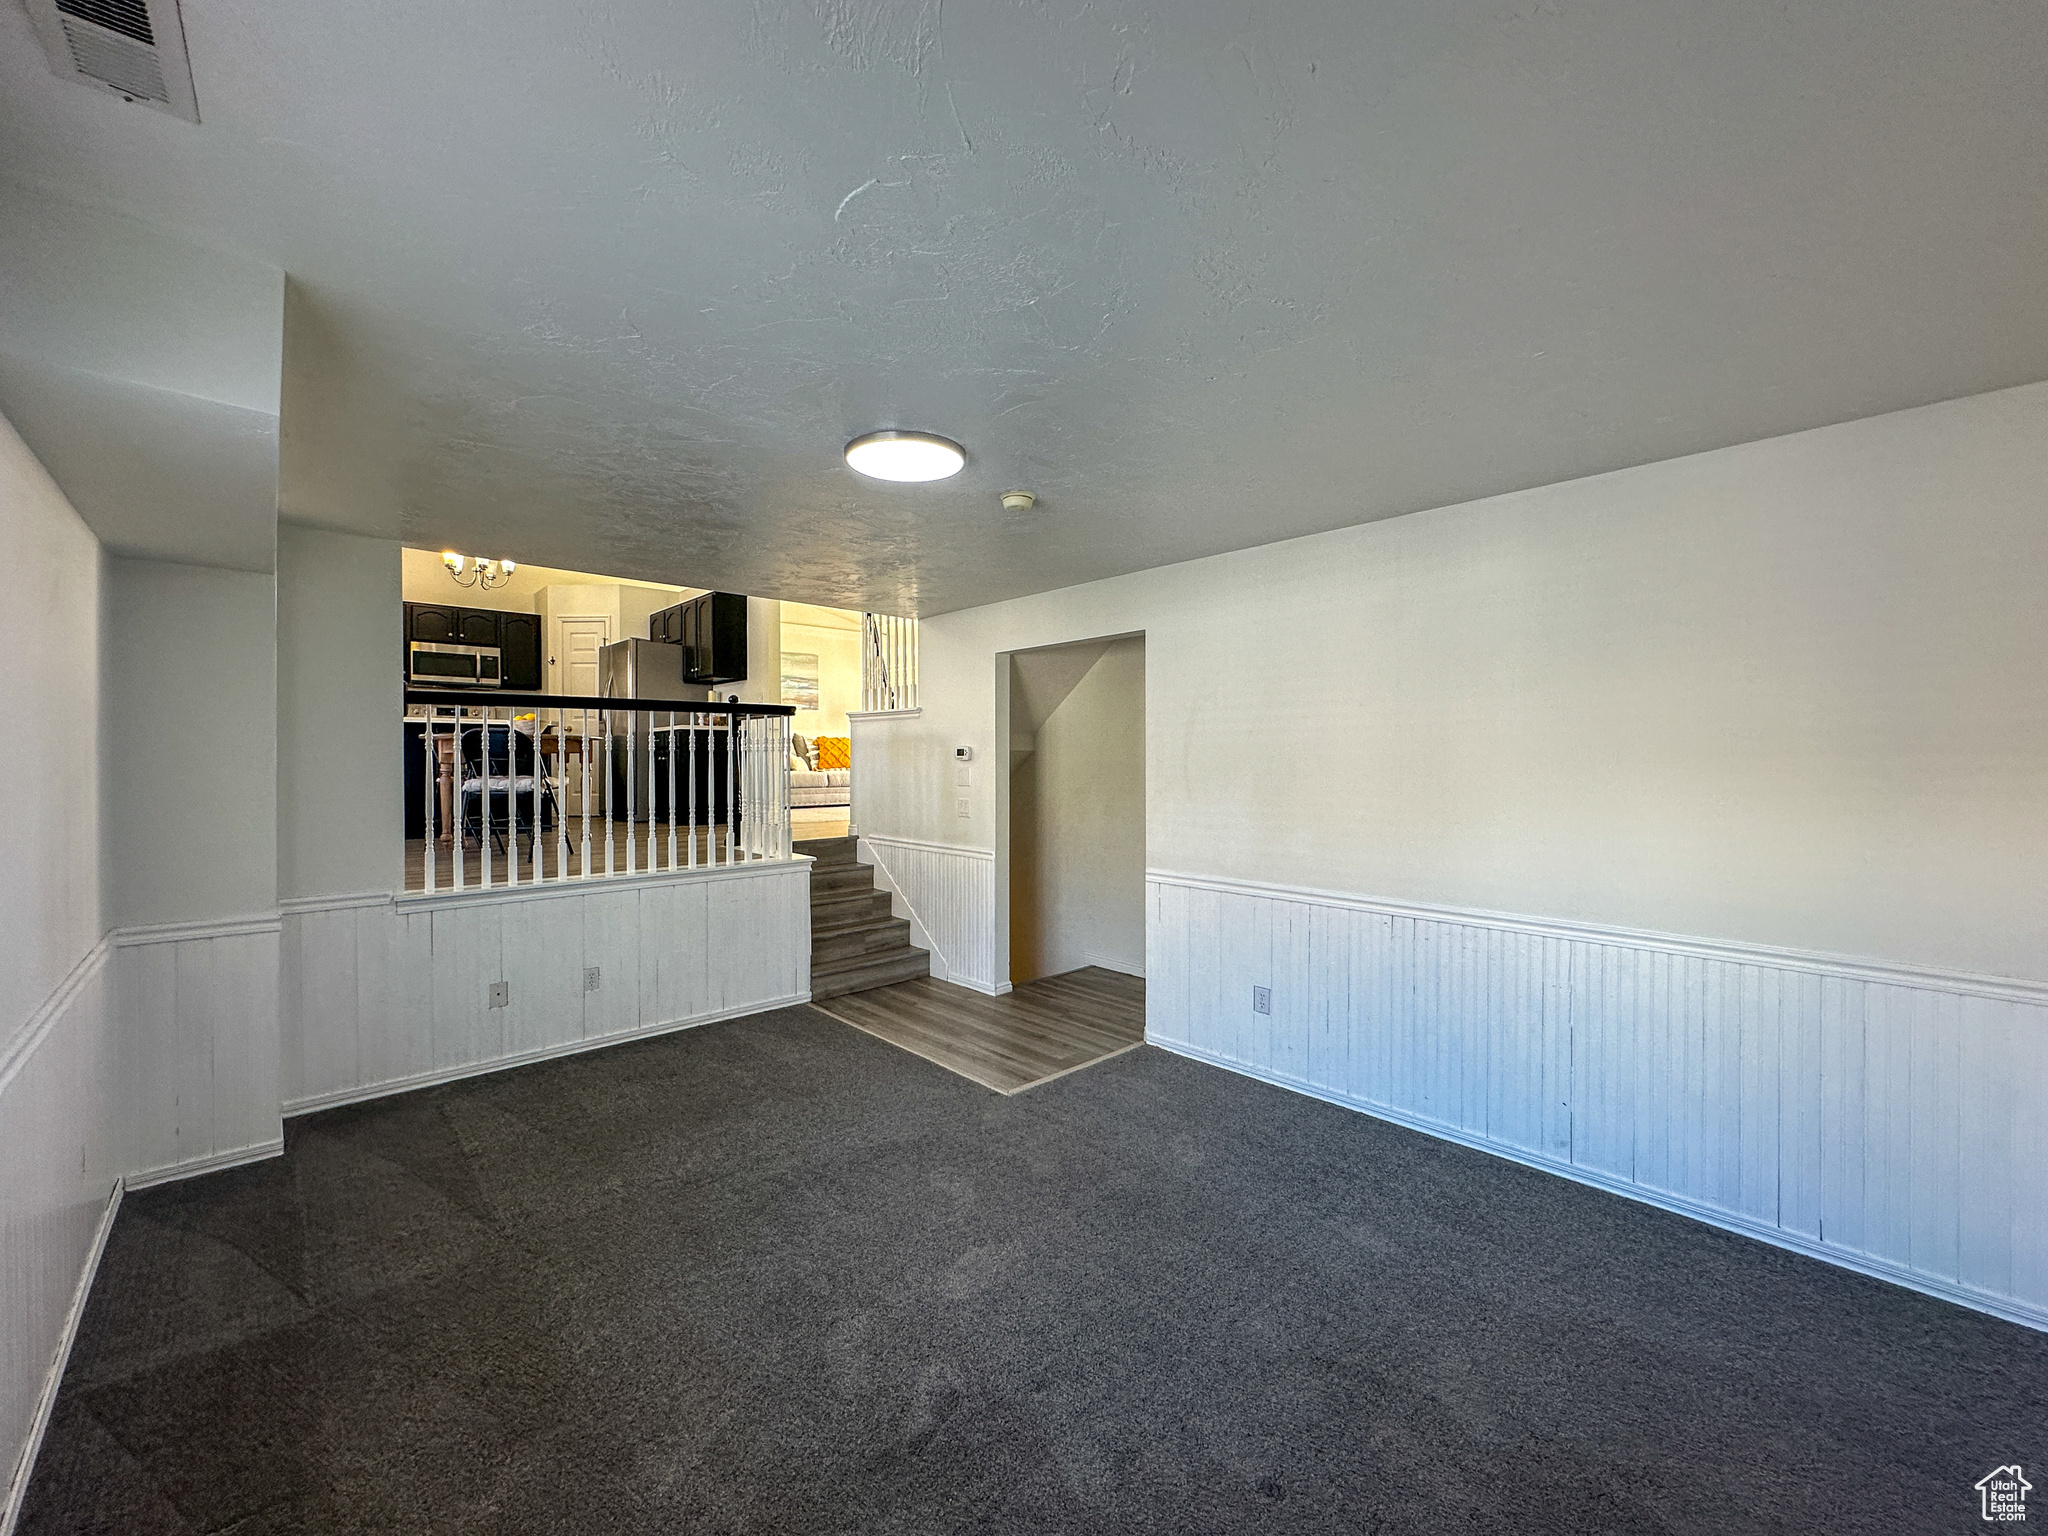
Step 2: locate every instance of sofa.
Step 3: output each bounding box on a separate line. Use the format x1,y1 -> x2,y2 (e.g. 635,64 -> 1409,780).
790,734 -> 850,809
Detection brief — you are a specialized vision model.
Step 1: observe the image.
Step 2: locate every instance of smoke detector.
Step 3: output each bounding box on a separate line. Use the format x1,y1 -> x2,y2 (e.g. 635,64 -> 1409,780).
26,0 -> 200,123
999,490 -> 1037,512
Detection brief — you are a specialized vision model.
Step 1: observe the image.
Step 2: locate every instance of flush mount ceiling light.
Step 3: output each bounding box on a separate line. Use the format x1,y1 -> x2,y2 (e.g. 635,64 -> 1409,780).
844,430 -> 966,483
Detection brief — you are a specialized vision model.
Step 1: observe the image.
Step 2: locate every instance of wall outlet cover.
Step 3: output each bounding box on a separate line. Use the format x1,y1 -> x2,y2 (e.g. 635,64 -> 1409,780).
1252,985 -> 1271,1015
489,981 -> 510,1009
584,966 -> 602,992
956,797 -> 971,818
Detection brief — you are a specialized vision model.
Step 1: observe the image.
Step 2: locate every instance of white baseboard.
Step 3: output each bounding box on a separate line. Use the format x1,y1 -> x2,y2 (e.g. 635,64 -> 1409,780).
941,977 -> 1008,997
1150,1035 -> 2048,1335
124,1138 -> 285,1191
283,991 -> 812,1117
2,1179 -> 122,1536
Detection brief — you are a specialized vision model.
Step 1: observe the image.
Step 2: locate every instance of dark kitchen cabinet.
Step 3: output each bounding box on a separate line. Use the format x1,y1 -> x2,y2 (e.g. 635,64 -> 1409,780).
648,592 -> 748,684
497,612 -> 542,690
407,603 -> 459,643
402,603 -> 542,689
457,610 -> 500,648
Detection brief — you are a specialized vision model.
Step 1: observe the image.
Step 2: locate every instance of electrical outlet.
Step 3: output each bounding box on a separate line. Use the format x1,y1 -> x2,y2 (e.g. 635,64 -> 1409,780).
584,966 -> 602,992
955,796 -> 971,818
488,981 -> 510,1009
1252,985 -> 1271,1015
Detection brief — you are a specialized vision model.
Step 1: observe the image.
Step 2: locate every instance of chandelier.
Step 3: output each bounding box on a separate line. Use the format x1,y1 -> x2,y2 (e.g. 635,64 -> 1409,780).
442,551 -> 516,590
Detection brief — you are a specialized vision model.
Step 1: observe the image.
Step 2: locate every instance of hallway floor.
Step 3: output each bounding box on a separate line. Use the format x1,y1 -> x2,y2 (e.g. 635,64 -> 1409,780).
20,1005 -> 2046,1534
811,965 -> 1144,1093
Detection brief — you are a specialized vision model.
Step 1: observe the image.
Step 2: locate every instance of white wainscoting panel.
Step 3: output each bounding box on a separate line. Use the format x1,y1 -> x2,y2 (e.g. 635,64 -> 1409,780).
1147,871 -> 2048,1332
281,862 -> 812,1113
858,836 -> 997,993
5,911 -> 287,1526
111,918 -> 284,1188
1,943 -> 116,1534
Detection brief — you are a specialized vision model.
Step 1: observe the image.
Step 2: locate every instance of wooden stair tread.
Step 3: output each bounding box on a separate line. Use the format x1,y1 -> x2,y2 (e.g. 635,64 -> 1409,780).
802,839 -> 931,1001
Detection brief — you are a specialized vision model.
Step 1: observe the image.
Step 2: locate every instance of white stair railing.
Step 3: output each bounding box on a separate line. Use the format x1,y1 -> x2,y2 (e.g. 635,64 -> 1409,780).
861,612 -> 918,713
406,690 -> 795,893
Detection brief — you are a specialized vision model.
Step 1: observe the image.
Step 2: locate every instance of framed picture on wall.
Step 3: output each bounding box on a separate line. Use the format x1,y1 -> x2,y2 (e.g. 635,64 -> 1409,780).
781,652 -> 820,711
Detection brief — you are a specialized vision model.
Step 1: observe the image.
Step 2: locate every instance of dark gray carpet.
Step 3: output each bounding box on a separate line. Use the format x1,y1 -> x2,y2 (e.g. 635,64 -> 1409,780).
20,1005 -> 2045,1534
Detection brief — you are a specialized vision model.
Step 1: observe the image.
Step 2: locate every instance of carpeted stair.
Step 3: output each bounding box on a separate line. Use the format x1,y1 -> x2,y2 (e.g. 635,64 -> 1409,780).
797,836 -> 930,999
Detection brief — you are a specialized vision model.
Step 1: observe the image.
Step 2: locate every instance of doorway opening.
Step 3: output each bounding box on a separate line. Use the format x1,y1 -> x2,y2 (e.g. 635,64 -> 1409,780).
1004,634 -> 1146,988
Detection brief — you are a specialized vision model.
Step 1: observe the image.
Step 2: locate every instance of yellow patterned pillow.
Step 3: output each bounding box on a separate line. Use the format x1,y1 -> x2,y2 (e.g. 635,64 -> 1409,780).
815,736 -> 851,770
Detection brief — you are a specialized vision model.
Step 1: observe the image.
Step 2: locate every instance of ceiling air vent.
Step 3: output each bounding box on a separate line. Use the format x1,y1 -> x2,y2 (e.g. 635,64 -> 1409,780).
26,0 -> 199,123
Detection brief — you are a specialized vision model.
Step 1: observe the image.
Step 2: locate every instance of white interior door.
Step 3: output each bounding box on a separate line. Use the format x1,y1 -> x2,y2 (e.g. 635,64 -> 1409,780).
553,615 -> 611,813
554,615 -> 611,696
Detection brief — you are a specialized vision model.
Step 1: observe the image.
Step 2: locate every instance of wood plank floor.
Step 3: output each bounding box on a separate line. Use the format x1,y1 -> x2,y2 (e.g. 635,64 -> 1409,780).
789,809 -> 849,840
810,966 -> 1145,1094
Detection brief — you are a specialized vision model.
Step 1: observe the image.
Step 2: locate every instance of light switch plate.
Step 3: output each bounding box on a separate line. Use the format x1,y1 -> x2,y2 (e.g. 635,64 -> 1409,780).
955,763 -> 971,786
488,981 -> 510,1008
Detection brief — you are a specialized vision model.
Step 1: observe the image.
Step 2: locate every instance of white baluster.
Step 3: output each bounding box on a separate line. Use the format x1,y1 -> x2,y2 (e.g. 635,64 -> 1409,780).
508,708 -> 521,888
687,713 -> 698,869
481,706 -> 495,888
624,708 -> 636,873
552,707 -> 568,882
420,718 -> 435,892
580,707 -> 593,880
452,707 -> 467,891
745,720 -> 761,868
603,710 -> 615,877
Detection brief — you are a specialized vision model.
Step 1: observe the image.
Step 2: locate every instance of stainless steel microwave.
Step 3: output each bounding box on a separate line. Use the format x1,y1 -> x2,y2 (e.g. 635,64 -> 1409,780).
408,641 -> 502,687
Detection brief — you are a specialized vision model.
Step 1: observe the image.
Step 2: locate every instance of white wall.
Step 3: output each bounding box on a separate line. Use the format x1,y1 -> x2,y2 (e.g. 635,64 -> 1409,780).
1010,638 -> 1146,981
732,598 -> 782,707
102,558 -> 279,930
99,555 -> 285,1198
0,410 -> 114,1527
0,182 -> 282,574
0,416 -> 100,1017
856,380 -> 2048,1327
873,381 -> 2048,984
278,526 -> 401,900
780,605 -> 862,741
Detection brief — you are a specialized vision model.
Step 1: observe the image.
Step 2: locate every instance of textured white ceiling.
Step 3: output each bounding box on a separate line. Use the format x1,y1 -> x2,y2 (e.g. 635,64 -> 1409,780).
2,0 -> 2045,613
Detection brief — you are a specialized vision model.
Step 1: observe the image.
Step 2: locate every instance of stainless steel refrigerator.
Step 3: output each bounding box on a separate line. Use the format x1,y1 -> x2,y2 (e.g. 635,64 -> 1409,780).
598,640 -> 709,822
598,638 -> 697,703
